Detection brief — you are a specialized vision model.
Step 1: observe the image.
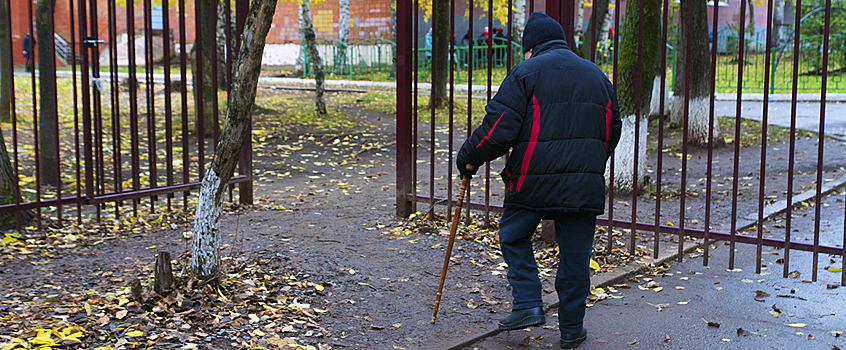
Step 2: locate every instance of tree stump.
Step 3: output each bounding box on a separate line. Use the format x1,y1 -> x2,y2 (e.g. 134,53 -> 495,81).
154,252 -> 174,296
128,278 -> 142,301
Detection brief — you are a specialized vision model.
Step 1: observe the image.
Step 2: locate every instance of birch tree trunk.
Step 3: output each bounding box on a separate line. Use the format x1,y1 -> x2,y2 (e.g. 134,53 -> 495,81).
606,0 -> 660,195
772,0 -> 783,48
191,0 -> 277,279
36,0 -> 58,186
301,0 -> 327,114
512,0 -> 525,46
390,0 -> 396,77
574,0 -> 586,50
337,0 -> 349,75
0,0 -> 12,122
293,3 -> 305,77
669,0 -> 725,147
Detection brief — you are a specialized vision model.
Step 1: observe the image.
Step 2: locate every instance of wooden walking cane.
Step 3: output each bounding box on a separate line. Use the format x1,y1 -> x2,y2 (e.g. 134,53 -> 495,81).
432,164 -> 474,323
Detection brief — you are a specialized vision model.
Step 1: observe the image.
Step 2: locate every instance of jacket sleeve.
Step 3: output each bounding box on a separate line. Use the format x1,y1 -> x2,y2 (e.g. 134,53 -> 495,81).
607,88 -> 622,159
457,69 -> 528,169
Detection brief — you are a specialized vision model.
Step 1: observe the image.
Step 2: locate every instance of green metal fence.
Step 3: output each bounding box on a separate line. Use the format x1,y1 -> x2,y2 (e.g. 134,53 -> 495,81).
303,38 -> 396,80
713,32 -> 846,93
300,33 -> 844,93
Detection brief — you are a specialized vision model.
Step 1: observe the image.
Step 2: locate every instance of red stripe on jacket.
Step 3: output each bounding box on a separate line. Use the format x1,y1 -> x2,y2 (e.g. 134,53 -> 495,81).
605,99 -> 612,149
476,111 -> 506,148
516,95 -> 541,192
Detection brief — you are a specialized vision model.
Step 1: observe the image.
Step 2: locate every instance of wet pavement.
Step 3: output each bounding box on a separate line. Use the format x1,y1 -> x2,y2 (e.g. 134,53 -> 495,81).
714,100 -> 846,137
464,242 -> 845,349
464,186 -> 846,350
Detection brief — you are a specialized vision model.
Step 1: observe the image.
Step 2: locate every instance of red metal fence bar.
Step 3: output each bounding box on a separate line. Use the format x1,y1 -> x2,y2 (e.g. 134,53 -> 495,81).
655,0 -> 669,259
756,0 -> 776,274
0,0 -> 252,230
395,0 -> 414,217
811,0 -> 833,282
397,0 -> 844,285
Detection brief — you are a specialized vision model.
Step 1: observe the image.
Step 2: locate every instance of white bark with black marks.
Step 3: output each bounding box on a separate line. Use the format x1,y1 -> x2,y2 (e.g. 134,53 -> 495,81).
337,0 -> 349,75
293,4 -> 305,77
301,0 -> 327,114
191,0 -> 277,279
512,0 -> 525,45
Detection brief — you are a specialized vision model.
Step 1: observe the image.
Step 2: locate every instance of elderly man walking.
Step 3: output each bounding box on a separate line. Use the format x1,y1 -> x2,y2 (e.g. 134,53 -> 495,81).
456,12 -> 621,349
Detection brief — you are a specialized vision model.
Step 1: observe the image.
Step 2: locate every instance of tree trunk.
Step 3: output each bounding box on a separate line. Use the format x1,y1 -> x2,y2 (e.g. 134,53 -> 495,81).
0,0 -> 11,123
301,0 -> 327,114
337,0 -> 349,75
154,251 -> 174,295
512,0 -> 525,46
606,0 -> 660,195
192,0 -> 217,136
390,0 -> 396,77
599,6 -> 613,53
772,0 -> 783,48
292,3 -> 305,77
191,0 -> 277,280
0,127 -> 34,229
579,0 -> 608,60
216,0 -> 235,89
574,0 -> 586,50
649,27 -> 668,118
429,0 -> 448,110
670,0 -> 725,147
36,0 -> 58,187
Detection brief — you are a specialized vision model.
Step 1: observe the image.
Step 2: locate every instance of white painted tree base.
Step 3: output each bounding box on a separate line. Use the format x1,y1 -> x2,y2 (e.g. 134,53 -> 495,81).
606,114 -> 647,195
191,169 -> 223,278
669,96 -> 723,147
649,75 -> 670,117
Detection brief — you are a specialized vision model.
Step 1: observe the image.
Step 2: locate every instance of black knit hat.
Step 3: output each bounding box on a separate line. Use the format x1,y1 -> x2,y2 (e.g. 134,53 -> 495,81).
522,12 -> 566,54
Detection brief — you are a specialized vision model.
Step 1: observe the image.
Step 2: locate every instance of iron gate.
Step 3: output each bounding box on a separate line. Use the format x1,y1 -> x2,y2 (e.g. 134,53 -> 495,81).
1,0 -> 252,230
395,0 -> 846,285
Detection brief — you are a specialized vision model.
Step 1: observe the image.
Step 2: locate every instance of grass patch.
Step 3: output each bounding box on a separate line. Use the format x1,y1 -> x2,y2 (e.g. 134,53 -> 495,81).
718,116 -> 819,147
331,90 -> 488,126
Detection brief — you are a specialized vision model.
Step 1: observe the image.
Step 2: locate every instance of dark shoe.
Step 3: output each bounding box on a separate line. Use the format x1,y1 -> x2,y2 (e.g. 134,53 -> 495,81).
559,327 -> 587,349
498,307 -> 545,331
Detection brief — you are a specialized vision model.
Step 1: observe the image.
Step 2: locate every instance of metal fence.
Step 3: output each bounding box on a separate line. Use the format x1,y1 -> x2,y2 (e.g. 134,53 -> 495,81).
395,0 -> 845,286
1,0 -> 252,230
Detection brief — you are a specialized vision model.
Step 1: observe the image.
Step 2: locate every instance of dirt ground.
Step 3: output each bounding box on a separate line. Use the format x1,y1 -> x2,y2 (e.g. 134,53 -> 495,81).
1,88 -> 844,349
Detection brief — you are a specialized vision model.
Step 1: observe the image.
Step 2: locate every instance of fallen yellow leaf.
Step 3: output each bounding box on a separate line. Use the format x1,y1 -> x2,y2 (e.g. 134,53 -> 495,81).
126,330 -> 144,337
589,259 -> 601,271
786,323 -> 806,328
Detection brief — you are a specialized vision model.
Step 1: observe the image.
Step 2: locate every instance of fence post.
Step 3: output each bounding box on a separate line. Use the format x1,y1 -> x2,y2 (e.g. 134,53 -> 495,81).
396,0 -> 414,217
236,0 -> 253,205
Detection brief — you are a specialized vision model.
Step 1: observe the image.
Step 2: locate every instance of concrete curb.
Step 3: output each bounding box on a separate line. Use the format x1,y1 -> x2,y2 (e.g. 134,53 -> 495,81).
443,176 -> 846,349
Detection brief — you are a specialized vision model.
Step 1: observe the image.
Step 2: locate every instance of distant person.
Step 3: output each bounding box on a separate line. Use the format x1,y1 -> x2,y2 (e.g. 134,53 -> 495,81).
23,32 -> 35,72
456,12 -> 621,349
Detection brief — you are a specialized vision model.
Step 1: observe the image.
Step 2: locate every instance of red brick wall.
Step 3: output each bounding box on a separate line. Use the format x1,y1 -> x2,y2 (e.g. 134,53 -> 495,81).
7,0 -> 391,67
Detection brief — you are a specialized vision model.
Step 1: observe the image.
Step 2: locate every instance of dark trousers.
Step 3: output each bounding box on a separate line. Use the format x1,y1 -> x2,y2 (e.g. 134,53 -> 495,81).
498,207 -> 596,333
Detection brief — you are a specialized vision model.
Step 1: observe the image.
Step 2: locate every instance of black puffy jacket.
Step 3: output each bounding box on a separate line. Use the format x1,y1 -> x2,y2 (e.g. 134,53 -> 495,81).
457,39 -> 621,214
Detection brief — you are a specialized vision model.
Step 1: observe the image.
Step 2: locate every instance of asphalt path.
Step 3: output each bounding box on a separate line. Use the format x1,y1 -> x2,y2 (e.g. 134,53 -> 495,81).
465,189 -> 846,350
713,100 -> 846,137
